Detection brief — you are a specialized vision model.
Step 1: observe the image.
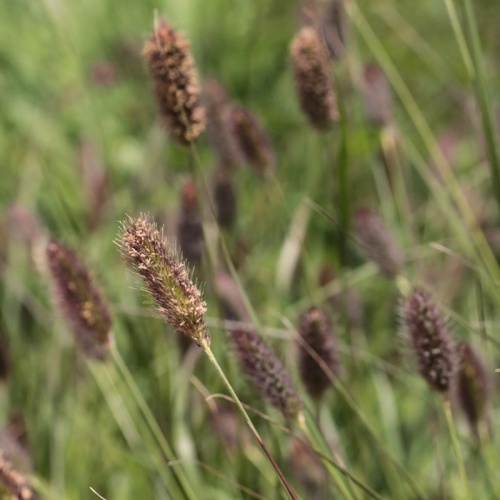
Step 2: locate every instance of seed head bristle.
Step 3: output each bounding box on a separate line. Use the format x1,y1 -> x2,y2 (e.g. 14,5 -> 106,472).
354,207 -> 404,278
298,307 -> 339,401
455,342 -> 489,435
118,214 -> 209,346
230,329 -> 301,422
46,240 -> 112,360
403,288 -> 454,394
228,106 -> 275,176
143,20 -> 205,145
290,26 -> 338,130
0,448 -> 34,500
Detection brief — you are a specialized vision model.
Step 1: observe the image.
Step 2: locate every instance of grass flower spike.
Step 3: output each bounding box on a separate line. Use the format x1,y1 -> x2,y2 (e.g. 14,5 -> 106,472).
290,26 -> 337,130
230,329 -> 301,422
143,19 -> 205,145
298,307 -> 338,401
403,288 -> 453,394
119,214 -> 209,346
354,207 -> 404,278
46,240 -> 113,360
456,343 -> 489,436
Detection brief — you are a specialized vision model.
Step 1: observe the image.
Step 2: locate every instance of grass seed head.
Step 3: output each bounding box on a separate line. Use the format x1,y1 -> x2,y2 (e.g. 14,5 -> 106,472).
203,79 -> 242,171
46,240 -> 113,360
212,167 -> 237,230
143,20 -> 205,145
228,106 -> 275,176
230,329 -> 301,422
298,307 -> 339,401
0,449 -> 34,500
403,288 -> 454,394
354,207 -> 404,278
455,342 -> 489,435
118,214 -> 209,346
290,26 -> 338,130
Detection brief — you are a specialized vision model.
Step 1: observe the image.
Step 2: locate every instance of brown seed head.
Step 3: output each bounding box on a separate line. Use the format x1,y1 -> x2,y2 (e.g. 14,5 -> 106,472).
143,20 -> 205,145
230,329 -> 301,422
361,63 -> 392,126
228,106 -> 275,176
0,448 -> 34,500
118,214 -> 209,346
46,240 -> 112,360
290,26 -> 338,130
455,343 -> 489,434
298,307 -> 339,401
403,288 -> 454,394
354,208 -> 404,278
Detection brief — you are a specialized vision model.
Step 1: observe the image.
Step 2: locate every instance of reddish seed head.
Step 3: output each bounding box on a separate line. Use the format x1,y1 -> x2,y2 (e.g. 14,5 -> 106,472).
143,20 -> 205,145
403,288 -> 454,394
0,447 -> 34,499
46,240 -> 113,360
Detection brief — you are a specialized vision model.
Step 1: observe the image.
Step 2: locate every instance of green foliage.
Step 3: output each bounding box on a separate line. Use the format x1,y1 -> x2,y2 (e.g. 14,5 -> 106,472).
0,0 -> 499,498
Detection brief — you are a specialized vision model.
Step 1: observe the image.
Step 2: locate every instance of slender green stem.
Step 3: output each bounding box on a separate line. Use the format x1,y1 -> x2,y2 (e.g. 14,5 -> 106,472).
298,413 -> 356,500
461,0 -> 500,213
111,347 -> 198,500
442,399 -> 471,500
200,340 -> 299,500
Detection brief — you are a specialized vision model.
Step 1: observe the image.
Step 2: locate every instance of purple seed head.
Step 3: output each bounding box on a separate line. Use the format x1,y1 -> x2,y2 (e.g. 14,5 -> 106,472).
118,214 -> 209,346
46,240 -> 112,360
403,288 -> 454,394
228,106 -> 275,176
455,342 -> 489,434
298,307 -> 339,400
230,329 -> 301,422
354,208 -> 404,278
361,62 -> 392,127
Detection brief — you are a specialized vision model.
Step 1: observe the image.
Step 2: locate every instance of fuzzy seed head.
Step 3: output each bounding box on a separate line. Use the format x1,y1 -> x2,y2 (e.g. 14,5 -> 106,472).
298,307 -> 338,401
143,20 -> 205,145
228,106 -> 275,176
0,449 -> 34,500
290,26 -> 338,130
230,329 -> 301,421
361,63 -> 392,126
118,215 -> 209,345
354,208 -> 404,278
46,240 -> 112,360
455,343 -> 489,433
319,0 -> 346,60
403,288 -> 453,393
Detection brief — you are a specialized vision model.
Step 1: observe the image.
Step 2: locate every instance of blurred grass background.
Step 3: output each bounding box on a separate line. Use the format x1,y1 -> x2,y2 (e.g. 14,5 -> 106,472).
1,0 -> 500,498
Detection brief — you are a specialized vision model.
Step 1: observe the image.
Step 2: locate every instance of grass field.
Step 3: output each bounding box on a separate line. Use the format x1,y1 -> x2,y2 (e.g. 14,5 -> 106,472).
1,0 -> 499,498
